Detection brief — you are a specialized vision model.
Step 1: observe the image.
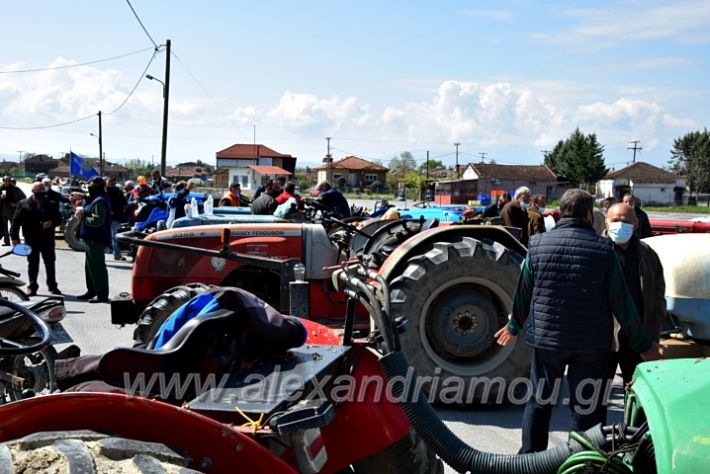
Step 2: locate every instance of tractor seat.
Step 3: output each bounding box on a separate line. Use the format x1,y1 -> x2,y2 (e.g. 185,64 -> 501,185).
98,309 -> 238,392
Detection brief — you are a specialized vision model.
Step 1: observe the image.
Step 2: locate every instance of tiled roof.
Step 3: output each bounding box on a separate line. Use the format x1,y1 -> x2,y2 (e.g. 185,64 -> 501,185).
166,166 -> 207,177
216,144 -> 292,159
315,156 -> 388,171
472,163 -> 557,181
249,165 -> 292,176
604,162 -> 679,183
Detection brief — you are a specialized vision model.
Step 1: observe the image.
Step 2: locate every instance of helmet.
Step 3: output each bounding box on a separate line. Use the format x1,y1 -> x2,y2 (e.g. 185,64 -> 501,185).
137,176 -> 148,186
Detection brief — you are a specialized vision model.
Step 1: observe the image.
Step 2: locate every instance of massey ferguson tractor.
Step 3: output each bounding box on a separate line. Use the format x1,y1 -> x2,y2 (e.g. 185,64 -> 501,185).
113,214 -> 530,403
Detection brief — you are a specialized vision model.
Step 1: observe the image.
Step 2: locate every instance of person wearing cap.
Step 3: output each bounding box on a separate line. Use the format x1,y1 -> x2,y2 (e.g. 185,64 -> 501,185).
75,177 -> 112,303
10,181 -> 62,296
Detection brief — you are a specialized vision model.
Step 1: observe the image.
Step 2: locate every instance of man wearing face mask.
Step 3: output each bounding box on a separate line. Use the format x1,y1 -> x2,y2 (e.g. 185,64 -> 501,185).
494,188 -> 661,453
75,177 -> 112,303
501,186 -> 531,245
594,202 -> 667,424
10,182 -> 62,296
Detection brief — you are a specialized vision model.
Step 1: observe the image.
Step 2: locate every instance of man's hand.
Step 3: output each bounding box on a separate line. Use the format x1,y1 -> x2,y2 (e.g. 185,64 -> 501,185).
74,208 -> 84,219
494,326 -> 517,346
42,220 -> 51,230
641,342 -> 663,361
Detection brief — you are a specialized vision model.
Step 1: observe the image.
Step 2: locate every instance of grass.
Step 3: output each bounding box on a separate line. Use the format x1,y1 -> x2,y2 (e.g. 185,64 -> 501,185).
644,205 -> 710,214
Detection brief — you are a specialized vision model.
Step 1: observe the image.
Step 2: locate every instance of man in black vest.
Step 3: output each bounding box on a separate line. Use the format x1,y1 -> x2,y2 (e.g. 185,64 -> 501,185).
10,181 -> 62,296
495,188 -> 661,453
75,177 -> 112,303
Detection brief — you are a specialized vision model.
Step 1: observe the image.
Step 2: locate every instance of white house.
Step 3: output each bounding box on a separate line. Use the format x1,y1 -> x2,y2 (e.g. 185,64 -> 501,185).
214,144 -> 295,192
598,162 -> 686,205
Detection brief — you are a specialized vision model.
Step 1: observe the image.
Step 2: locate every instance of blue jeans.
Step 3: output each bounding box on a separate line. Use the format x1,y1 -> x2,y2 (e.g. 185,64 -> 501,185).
110,220 -> 121,258
520,348 -> 608,453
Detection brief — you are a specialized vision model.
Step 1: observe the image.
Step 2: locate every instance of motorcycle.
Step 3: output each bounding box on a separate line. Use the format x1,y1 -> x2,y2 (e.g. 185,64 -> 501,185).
0,245 -> 31,302
0,245 -> 71,403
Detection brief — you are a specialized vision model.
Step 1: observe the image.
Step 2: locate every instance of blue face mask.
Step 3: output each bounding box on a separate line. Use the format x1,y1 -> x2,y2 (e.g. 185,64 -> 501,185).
537,207 -> 545,214
520,201 -> 530,210
608,221 -> 634,244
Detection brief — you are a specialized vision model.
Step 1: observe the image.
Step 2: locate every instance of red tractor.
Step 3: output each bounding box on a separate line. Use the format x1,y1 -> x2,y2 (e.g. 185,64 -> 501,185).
113,215 -> 530,402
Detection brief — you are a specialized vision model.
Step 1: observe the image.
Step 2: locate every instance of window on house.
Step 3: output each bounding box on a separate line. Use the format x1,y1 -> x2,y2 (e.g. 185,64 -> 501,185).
333,173 -> 342,180
365,174 -> 377,182
241,175 -> 249,188
660,187 -> 665,192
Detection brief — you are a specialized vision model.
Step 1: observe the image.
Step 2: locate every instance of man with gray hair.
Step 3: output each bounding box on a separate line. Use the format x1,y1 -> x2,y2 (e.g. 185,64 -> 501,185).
501,186 -> 531,245
495,188 -> 660,453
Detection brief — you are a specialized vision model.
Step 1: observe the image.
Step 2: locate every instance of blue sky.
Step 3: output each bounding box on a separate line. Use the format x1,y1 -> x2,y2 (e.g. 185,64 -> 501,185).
1,1 -> 708,171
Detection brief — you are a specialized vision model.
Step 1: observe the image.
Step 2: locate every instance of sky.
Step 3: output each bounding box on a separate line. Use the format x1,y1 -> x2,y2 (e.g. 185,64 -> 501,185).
0,0 -> 708,171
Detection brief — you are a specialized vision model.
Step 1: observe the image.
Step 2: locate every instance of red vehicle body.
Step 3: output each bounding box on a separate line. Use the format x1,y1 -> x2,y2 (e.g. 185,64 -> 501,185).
649,217 -> 710,235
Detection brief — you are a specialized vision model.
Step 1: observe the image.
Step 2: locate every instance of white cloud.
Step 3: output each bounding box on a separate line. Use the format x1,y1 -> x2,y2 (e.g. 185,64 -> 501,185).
266,91 -> 373,132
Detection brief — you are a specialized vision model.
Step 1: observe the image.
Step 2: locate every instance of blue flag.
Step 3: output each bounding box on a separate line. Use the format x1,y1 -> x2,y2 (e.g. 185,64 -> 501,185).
70,151 -> 99,179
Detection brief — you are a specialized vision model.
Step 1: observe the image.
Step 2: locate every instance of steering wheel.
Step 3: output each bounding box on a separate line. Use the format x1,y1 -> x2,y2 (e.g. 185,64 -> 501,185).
303,198 -> 333,221
0,300 -> 51,356
326,216 -> 373,239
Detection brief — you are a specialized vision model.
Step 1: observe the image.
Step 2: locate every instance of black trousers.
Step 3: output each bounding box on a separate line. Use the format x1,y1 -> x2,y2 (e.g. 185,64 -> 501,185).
520,348 -> 608,453
27,238 -> 57,291
1,214 -> 12,245
594,333 -> 643,425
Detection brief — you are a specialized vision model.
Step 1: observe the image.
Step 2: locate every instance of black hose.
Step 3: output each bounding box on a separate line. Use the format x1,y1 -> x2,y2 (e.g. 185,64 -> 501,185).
379,351 -> 607,474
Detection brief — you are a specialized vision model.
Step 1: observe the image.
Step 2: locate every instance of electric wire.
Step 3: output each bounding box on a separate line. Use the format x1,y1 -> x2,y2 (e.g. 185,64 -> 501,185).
0,49 -> 158,130
125,0 -> 159,50
170,49 -> 250,140
0,47 -> 154,74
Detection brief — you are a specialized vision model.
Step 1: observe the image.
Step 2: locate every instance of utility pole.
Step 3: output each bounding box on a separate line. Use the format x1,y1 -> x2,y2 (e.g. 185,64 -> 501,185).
425,150 -> 430,200
160,39 -> 171,176
98,110 -> 104,176
323,137 -> 333,183
454,142 -> 461,179
16,150 -> 24,164
628,140 -> 642,163
478,152 -> 487,164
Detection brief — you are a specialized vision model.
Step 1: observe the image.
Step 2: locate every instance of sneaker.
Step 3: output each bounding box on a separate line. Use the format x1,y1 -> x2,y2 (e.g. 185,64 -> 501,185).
88,296 -> 110,304
114,255 -> 127,261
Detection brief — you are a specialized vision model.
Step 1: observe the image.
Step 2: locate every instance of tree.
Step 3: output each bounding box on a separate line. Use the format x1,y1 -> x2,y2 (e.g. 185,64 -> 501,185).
419,159 -> 444,173
123,158 -> 153,178
669,129 -> 710,195
545,128 -> 607,190
389,151 -> 417,175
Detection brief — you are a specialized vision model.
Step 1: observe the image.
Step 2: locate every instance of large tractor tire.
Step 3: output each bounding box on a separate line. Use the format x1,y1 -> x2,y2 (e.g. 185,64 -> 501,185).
0,430 -> 200,473
388,236 -> 530,404
133,283 -> 212,347
63,215 -> 85,252
352,428 -> 443,474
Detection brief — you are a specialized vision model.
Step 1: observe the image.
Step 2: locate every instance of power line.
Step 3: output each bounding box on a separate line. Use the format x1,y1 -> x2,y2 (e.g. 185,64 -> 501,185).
627,140 -> 642,163
0,49 -> 158,130
170,50 -> 250,140
0,47 -> 154,74
125,0 -> 159,50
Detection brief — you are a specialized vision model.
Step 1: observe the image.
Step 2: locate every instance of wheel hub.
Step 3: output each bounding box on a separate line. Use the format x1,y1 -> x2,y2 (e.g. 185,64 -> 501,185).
426,287 -> 499,360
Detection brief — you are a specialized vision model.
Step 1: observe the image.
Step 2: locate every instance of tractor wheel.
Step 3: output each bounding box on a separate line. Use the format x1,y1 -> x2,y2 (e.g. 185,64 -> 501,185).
0,430 -> 201,473
64,215 -> 85,252
133,283 -> 212,348
388,236 -> 530,404
352,428 -> 443,474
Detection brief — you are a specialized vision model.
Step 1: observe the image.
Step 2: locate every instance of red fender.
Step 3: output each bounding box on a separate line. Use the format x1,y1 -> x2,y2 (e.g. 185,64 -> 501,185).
0,392 -> 295,473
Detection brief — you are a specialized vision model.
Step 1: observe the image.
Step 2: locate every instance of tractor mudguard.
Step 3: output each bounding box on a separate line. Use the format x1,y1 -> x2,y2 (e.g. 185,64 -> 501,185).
0,392 -> 295,473
378,224 -> 526,280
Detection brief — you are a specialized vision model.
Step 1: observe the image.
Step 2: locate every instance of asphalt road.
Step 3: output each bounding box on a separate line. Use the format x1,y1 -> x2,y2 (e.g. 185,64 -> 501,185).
10,237 -> 626,471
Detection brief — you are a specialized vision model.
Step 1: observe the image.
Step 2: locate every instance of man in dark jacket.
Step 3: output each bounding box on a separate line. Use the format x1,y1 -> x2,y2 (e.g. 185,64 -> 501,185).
495,188 -> 661,453
483,193 -> 510,218
1,176 -> 26,246
106,176 -> 127,261
75,177 -> 112,303
10,181 -> 62,296
311,181 -> 350,218
251,179 -> 280,215
501,186 -> 531,245
595,202 -> 668,423
622,193 -> 652,238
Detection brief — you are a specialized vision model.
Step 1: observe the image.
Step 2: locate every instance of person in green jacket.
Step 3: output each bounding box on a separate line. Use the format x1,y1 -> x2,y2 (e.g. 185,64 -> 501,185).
75,177 -> 112,303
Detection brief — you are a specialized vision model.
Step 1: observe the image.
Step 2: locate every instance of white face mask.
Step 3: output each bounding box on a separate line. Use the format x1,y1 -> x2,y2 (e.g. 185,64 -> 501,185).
608,221 -> 634,244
